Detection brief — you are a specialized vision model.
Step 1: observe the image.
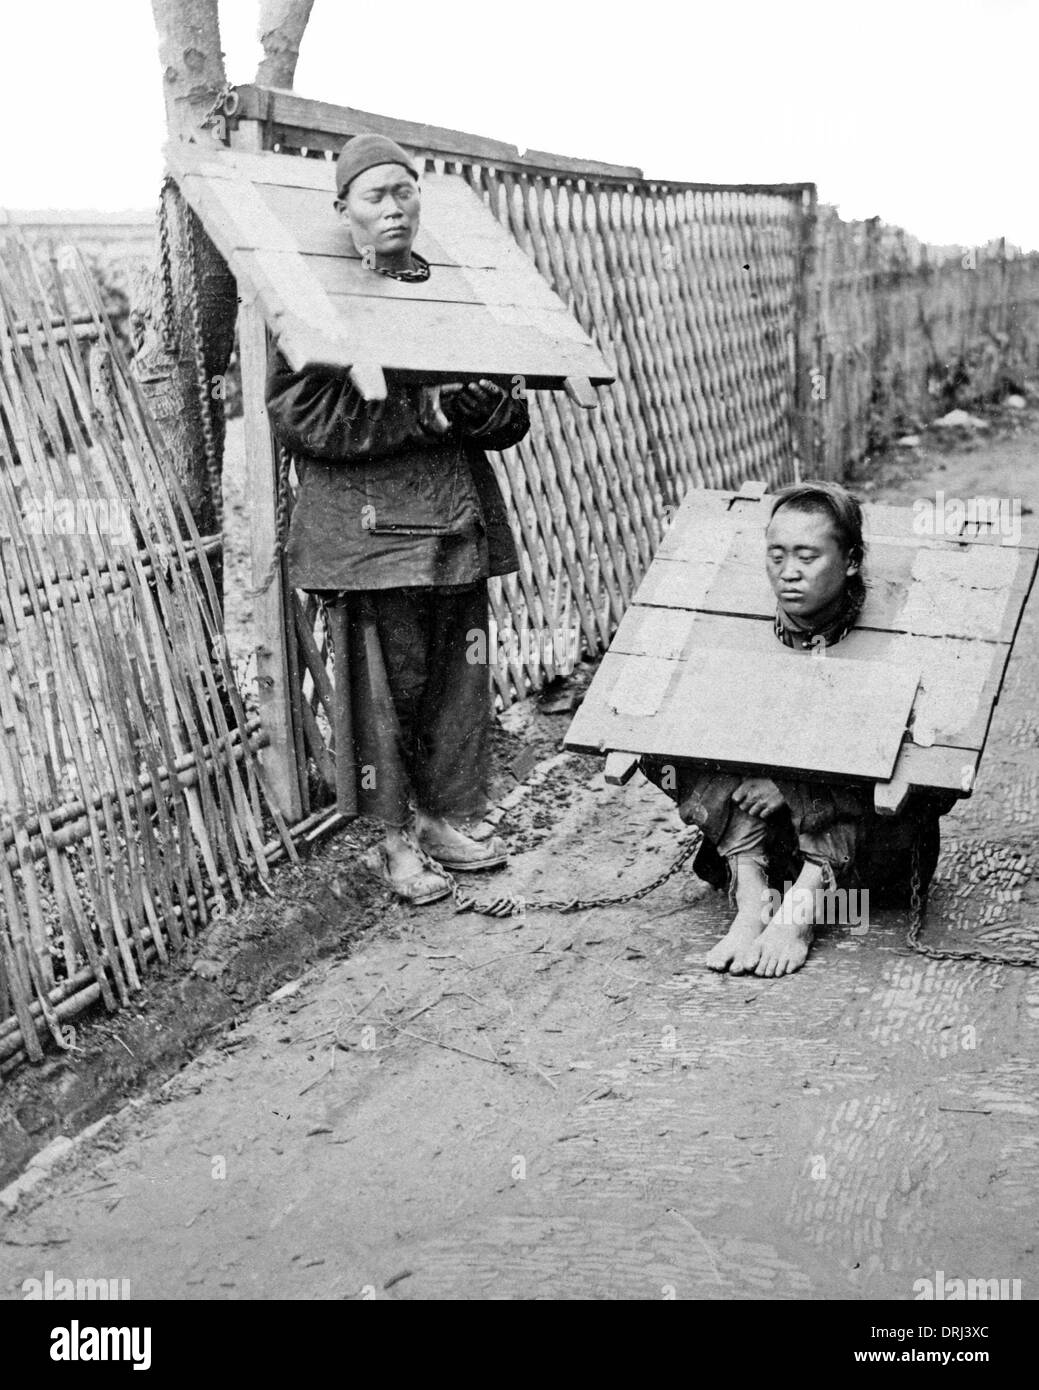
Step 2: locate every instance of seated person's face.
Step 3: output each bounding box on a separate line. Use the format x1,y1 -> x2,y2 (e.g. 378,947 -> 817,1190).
341,162 -> 421,256
764,506 -> 856,621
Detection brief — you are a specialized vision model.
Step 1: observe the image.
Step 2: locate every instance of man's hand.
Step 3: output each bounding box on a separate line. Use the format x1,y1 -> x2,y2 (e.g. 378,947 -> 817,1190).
440,378 -> 506,428
732,777 -> 785,819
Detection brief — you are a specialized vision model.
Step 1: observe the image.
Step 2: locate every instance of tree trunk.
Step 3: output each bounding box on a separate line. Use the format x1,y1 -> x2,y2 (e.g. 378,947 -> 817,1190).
138,0 -> 315,601
136,0 -> 238,598
256,0 -> 316,89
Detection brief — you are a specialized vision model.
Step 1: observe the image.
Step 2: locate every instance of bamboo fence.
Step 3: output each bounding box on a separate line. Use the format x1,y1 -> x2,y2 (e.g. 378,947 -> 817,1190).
814,209 -> 1039,477
0,235 -> 296,1073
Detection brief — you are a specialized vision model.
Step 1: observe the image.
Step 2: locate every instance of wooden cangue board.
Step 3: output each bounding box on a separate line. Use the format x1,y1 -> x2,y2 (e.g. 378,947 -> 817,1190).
565,482 -> 1039,813
165,140 -> 615,403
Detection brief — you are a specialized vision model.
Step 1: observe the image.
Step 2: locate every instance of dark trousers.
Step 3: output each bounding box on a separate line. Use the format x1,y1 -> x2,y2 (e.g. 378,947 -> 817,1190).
334,582 -> 493,826
641,759 -> 946,908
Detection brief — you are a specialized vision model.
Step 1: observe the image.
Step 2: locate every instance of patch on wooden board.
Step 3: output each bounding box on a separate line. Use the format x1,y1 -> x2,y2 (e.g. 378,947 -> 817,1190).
900,634 -> 1000,743
899,545 -> 1018,639
607,657 -> 675,718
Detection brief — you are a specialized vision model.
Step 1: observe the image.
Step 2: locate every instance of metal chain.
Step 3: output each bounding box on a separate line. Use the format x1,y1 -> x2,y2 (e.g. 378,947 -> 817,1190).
156,176 -> 178,356
427,828 -> 705,919
251,443 -> 292,595
199,83 -> 237,131
425,818 -> 1039,962
906,834 -> 1039,969
182,195 -> 224,530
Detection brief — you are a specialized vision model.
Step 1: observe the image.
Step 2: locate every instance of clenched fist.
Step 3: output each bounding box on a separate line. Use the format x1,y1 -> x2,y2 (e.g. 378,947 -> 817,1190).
732,777 -> 785,819
440,378 -> 506,428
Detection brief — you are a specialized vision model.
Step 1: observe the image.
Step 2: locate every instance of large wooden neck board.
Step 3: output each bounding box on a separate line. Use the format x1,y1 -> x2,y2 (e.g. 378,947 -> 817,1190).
165,139 -> 615,404
565,484 -> 1039,811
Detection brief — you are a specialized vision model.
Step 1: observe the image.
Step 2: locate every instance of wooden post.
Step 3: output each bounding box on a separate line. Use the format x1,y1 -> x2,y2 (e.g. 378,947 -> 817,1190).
327,600 -> 358,817
237,295 -> 304,821
229,118 -> 265,154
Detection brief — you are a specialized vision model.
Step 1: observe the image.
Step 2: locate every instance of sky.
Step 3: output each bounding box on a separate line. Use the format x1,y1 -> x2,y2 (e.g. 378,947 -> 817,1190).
1,0 -> 1036,250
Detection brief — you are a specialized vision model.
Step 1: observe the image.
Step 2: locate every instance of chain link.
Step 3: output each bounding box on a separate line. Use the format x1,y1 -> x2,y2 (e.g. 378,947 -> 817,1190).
154,178 -> 224,530
182,195 -> 224,531
156,176 -> 178,357
251,443 -> 292,595
199,83 -> 237,131
434,828 -> 705,919
906,834 -> 1039,969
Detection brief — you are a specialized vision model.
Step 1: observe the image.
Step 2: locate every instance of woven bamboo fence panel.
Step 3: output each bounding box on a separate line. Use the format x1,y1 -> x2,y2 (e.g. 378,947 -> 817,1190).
0,236 -> 293,1073
815,210 -> 1039,477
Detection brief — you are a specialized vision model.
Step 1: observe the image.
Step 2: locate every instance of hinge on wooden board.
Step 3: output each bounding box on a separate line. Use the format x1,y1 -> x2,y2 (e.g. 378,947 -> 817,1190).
726,478 -> 768,509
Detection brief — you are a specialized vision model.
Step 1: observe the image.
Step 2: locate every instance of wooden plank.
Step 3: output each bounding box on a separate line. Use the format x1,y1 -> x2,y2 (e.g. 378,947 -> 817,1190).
327,602 -> 358,817
645,533 -> 1033,644
325,288 -> 595,352
306,251 -> 590,325
863,500 -> 1039,550
233,89 -> 525,169
167,140 -> 337,193
661,488 -> 1039,551
565,651 -> 978,795
609,606 -> 1007,752
231,85 -> 646,179
237,300 -> 303,822
205,177 -> 298,252
293,294 -> 612,382
604,752 -> 639,785
874,772 -> 911,816
566,648 -> 918,781
564,377 -> 598,408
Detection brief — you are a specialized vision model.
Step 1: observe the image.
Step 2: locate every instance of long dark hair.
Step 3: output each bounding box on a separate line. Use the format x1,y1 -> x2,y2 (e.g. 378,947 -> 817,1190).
768,480 -> 868,609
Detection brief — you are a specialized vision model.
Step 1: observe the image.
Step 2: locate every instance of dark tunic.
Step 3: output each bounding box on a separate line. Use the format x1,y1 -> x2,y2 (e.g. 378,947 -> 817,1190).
265,352 -> 527,592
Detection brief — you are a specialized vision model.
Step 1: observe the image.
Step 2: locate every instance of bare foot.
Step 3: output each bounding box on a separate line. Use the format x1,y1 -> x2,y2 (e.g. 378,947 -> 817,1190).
705,917 -> 765,972
706,855 -> 771,973
740,919 -> 814,977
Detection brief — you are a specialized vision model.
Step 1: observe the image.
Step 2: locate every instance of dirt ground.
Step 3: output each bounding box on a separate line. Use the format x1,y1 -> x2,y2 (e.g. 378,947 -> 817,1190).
1,402 -> 1038,1301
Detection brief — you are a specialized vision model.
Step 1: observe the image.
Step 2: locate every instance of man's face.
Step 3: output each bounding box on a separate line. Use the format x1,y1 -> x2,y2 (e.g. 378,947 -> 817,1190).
341,163 -> 420,256
764,505 -> 857,621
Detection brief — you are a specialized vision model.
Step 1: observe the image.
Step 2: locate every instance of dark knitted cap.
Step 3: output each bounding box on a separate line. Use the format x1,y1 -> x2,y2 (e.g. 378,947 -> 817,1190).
335,134 -> 419,197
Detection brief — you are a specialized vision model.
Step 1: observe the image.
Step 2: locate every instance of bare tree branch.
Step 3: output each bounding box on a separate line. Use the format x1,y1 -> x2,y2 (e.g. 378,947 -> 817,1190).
255,0 -> 316,89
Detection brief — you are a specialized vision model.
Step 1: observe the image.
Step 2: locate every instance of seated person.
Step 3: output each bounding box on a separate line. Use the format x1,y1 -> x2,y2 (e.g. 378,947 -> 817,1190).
642,480 -> 956,979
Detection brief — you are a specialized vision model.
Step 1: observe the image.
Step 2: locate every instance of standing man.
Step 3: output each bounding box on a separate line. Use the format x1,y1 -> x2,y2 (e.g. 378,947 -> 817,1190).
265,134 -> 530,904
